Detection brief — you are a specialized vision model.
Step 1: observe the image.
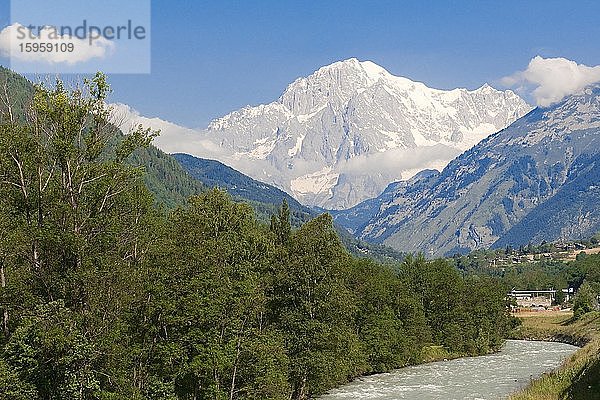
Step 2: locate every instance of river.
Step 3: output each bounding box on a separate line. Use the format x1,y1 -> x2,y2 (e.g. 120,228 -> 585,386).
320,340 -> 578,400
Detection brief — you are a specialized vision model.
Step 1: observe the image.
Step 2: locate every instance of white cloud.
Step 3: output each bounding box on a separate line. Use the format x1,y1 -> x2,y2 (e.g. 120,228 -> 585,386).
338,144 -> 461,181
0,23 -> 114,65
110,103 -> 228,159
502,56 -> 600,107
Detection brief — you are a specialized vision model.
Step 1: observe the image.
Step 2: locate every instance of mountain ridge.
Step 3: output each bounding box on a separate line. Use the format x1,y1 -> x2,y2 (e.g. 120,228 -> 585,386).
172,152 -> 313,220
332,87 -> 600,255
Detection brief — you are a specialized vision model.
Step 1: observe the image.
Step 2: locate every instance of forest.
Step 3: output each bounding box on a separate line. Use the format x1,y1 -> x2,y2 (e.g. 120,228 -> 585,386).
0,73 -> 514,399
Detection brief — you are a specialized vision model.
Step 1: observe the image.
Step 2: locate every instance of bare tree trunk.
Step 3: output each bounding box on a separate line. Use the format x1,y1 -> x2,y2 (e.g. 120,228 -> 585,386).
1,261 -> 7,336
296,376 -> 308,400
32,241 -> 40,269
229,357 -> 238,400
229,314 -> 249,400
1,81 -> 14,122
229,335 -> 243,400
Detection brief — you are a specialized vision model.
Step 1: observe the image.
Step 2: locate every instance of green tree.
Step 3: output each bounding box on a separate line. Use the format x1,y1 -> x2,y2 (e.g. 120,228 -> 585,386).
135,189 -> 289,399
462,276 -> 512,354
4,300 -> 99,399
0,73 -> 158,302
573,281 -> 597,319
271,214 -> 365,399
0,358 -> 38,400
0,73 -> 160,397
402,255 -> 464,351
348,258 -> 426,371
554,288 -> 565,306
270,199 -> 291,245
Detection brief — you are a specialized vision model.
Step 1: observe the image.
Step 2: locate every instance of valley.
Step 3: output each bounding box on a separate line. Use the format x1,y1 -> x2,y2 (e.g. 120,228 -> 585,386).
1,3 -> 599,397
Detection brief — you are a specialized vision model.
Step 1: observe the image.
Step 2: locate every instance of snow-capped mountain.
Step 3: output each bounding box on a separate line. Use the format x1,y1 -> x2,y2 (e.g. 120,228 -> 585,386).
117,58 -> 531,209
333,87 -> 600,255
195,58 -> 531,209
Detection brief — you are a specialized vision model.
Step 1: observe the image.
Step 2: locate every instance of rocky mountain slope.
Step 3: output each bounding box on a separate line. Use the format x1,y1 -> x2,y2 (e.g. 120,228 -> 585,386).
173,153 -> 312,217
334,88 -> 600,255
182,58 -> 531,209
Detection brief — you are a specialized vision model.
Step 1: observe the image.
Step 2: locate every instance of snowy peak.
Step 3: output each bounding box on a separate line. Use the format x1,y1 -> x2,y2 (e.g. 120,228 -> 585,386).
190,59 -> 532,209
276,58 -> 508,117
278,58 -> 381,115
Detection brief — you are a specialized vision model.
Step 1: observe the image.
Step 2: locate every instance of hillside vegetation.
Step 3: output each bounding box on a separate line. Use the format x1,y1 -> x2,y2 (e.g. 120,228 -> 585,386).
0,67 -> 204,210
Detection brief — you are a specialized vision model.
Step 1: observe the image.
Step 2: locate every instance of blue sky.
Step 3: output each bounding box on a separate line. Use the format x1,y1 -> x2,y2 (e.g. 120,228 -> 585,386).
2,0 -> 600,127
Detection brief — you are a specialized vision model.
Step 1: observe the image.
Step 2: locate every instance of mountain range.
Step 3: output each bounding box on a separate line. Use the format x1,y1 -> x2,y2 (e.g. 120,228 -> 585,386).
4,61 -> 598,258
332,87 -> 600,255
117,58 -> 531,210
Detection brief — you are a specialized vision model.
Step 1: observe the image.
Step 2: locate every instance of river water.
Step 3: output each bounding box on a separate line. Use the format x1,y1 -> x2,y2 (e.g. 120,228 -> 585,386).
320,340 -> 578,400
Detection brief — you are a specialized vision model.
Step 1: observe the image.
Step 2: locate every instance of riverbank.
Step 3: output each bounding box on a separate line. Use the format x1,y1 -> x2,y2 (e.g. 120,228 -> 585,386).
508,310 -> 600,400
320,340 -> 577,400
420,344 -> 467,363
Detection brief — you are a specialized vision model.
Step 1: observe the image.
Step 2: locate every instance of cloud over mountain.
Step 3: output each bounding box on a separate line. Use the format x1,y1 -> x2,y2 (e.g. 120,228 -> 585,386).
503,56 -> 600,107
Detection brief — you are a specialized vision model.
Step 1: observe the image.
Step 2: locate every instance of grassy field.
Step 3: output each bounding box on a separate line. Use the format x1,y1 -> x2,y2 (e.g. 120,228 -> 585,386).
559,246 -> 600,261
509,311 -> 600,400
